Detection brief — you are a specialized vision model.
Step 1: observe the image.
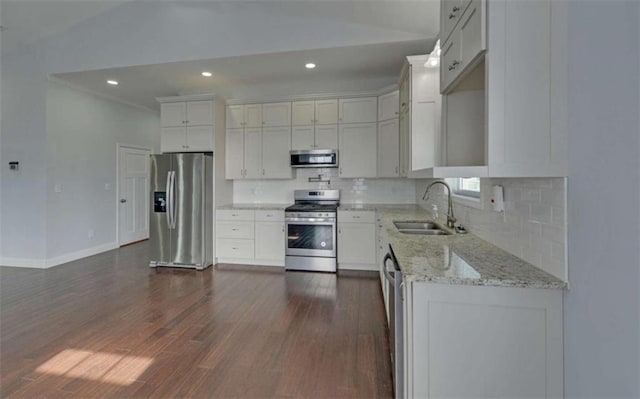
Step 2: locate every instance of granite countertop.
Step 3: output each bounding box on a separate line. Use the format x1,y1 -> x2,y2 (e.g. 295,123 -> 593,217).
372,205 -> 566,289
217,203 -> 289,211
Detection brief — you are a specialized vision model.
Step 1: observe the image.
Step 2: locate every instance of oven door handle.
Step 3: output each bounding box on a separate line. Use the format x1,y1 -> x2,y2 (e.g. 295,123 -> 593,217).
285,218 -> 336,223
382,253 -> 396,284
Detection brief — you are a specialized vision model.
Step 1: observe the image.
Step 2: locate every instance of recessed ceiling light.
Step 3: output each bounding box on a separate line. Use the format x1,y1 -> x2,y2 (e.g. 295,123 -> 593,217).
201,71 -> 213,77
305,63 -> 316,69
107,80 -> 119,86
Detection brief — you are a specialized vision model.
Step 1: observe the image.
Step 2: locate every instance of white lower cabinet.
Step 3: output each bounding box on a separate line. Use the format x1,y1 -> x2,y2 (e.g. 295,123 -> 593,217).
254,210 -> 285,264
403,281 -> 563,398
216,209 -> 285,267
337,210 -> 376,270
216,210 -> 255,260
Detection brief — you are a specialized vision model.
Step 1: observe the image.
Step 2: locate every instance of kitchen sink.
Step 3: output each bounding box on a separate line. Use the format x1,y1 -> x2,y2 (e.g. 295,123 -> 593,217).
393,220 -> 451,236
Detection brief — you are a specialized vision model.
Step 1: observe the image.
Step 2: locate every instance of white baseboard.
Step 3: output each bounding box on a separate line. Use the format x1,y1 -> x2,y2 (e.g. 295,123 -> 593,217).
46,242 -> 119,268
0,257 -> 47,268
216,258 -> 285,267
1,242 -> 119,269
338,262 -> 377,271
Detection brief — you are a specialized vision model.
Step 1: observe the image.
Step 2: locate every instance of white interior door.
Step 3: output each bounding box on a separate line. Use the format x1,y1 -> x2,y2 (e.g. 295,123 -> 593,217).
118,146 -> 151,246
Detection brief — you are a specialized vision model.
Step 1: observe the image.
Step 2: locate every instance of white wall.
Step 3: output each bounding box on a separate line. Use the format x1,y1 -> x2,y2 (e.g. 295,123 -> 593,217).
416,178 -> 567,281
564,1 -> 640,397
233,168 -> 416,205
45,79 -> 159,263
0,49 -> 49,265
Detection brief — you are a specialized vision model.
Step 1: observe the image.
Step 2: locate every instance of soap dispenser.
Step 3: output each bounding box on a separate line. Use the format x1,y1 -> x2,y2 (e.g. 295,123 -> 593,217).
431,204 -> 439,220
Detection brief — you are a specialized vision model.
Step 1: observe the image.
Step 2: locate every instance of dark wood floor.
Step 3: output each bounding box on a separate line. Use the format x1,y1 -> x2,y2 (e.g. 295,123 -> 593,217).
0,242 -> 392,398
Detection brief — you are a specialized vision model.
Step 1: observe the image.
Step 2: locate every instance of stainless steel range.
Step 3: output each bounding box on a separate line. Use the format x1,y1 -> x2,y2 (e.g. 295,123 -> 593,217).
285,189 -> 340,272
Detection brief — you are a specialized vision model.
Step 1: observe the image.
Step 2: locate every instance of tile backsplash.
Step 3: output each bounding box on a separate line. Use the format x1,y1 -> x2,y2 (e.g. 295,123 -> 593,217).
416,178 -> 567,281
233,168 -> 416,205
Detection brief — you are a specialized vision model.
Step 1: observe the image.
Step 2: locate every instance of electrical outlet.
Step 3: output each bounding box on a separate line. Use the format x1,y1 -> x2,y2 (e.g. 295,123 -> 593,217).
87,229 -> 94,239
104,183 -> 111,191
54,184 -> 63,193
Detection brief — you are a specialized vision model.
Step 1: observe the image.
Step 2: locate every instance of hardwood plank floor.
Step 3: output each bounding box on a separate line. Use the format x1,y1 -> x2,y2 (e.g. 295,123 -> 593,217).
0,242 -> 392,398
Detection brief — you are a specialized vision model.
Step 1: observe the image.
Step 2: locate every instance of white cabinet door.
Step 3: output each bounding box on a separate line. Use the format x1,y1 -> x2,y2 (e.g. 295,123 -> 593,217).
226,105 -> 244,129
292,101 -> 315,126
244,128 -> 262,179
225,128 -> 244,179
339,97 -> 378,123
161,127 -> 186,152
337,223 -> 376,265
262,102 -> 291,127
339,123 -> 377,178
441,0 -> 465,44
161,102 -> 186,127
378,91 -> 400,121
186,101 -> 213,126
186,125 -> 213,152
262,126 -> 292,179
244,104 -> 263,128
315,99 -> 338,124
378,118 -> 400,177
292,125 -> 315,150
314,124 -> 338,150
255,222 -> 285,261
399,112 -> 410,176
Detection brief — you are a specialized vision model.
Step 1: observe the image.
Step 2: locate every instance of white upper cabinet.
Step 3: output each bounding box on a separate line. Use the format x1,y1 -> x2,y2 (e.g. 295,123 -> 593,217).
161,102 -> 187,127
339,122 -> 377,178
244,104 -> 263,127
292,101 -> 315,126
440,0 -> 486,94
225,128 -> 244,179
436,0 -> 567,177
262,102 -> 291,127
161,101 -> 213,127
378,90 -> 400,122
291,126 -> 315,150
243,127 -> 262,179
315,99 -> 338,125
261,126 -> 293,179
378,118 -> 400,178
292,99 -> 338,125
338,97 -> 378,124
225,105 -> 244,129
314,125 -> 338,149
160,99 -> 216,152
186,101 -> 214,125
226,104 -> 262,128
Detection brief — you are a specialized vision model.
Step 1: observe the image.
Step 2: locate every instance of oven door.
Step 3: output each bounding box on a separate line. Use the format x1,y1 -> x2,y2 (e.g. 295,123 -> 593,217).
285,218 -> 336,257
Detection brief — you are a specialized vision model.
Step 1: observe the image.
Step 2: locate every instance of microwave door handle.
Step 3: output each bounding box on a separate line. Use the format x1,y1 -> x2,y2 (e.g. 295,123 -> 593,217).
382,253 -> 395,284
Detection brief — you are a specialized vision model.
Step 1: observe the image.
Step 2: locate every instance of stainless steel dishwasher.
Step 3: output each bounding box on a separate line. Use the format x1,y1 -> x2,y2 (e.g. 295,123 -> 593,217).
382,244 -> 403,399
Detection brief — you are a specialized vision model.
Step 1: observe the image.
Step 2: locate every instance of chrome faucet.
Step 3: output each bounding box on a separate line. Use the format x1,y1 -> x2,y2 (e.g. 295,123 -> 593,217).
422,181 -> 456,228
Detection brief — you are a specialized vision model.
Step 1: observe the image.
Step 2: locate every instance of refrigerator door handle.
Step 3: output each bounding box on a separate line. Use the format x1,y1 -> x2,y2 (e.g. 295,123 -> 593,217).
170,171 -> 177,229
165,171 -> 173,228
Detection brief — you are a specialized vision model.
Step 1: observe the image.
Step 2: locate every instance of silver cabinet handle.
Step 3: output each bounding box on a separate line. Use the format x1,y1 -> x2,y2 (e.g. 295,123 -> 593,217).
339,167 -> 343,175
448,61 -> 460,71
353,215 -> 360,219
395,166 -> 399,174
120,198 -> 127,203
449,6 -> 460,19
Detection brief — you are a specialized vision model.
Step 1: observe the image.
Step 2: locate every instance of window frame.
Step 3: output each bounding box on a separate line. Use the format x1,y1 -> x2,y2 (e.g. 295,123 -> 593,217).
446,177 -> 484,210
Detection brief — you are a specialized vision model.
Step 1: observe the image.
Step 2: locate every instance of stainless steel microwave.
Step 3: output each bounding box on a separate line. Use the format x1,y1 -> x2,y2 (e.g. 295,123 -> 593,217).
290,149 -> 338,168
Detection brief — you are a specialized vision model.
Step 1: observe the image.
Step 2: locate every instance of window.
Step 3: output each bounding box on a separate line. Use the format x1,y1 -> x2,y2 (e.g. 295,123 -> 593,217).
447,177 -> 481,199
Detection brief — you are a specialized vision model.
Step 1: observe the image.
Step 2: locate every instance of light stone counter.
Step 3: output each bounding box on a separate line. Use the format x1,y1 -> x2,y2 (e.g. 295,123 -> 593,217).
368,205 -> 566,289
217,203 -> 289,211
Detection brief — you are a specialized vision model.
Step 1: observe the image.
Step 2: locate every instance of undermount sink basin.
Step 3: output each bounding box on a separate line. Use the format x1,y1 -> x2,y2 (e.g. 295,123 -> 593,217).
393,220 -> 452,236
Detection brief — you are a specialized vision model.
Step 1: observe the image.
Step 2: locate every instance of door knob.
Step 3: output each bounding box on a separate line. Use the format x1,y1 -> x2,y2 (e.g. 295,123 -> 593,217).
120,199 -> 127,203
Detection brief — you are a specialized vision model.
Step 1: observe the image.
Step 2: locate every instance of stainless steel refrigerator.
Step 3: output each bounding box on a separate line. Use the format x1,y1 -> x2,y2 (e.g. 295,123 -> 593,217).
149,153 -> 213,270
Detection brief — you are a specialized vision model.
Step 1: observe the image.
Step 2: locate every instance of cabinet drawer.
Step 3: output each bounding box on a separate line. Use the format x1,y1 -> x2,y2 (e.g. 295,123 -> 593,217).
338,210 -> 376,224
216,239 -> 254,259
216,209 -> 255,221
216,221 -> 255,239
255,210 -> 284,222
